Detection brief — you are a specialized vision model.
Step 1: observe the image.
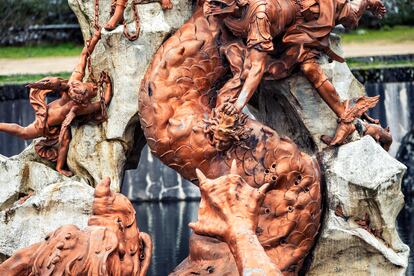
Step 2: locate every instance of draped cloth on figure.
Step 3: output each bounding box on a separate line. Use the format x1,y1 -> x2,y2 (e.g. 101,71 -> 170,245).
30,88 -> 60,162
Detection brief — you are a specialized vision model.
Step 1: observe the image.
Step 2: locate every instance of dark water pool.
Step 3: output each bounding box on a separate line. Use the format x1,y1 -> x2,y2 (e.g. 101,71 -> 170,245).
398,208 -> 414,276
133,201 -> 199,276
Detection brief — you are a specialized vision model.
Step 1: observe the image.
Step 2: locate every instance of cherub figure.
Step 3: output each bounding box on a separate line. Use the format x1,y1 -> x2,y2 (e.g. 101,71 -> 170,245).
0,30 -> 112,176
205,0 -> 389,148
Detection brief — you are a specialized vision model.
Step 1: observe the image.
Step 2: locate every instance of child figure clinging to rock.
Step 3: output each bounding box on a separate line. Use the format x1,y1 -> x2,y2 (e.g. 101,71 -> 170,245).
0,30 -> 112,176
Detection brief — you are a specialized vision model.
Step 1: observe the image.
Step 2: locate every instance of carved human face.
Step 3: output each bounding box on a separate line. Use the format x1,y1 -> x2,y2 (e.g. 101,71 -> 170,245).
203,0 -> 238,16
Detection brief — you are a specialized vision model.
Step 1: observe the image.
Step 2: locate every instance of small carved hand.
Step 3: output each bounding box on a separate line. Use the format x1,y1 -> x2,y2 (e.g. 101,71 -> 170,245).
189,160 -> 273,241
218,101 -> 238,116
59,110 -> 76,144
368,0 -> 387,19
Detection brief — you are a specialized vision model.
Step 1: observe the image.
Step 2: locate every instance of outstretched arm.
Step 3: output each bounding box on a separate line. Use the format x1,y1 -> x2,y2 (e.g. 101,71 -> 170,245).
69,29 -> 102,83
234,49 -> 268,113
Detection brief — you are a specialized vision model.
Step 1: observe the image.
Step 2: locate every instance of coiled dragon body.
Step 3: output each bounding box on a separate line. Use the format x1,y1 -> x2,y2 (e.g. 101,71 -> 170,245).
139,6 -> 322,275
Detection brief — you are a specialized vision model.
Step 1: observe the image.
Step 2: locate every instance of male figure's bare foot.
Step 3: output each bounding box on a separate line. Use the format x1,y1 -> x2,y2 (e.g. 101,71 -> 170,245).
57,169 -> 74,177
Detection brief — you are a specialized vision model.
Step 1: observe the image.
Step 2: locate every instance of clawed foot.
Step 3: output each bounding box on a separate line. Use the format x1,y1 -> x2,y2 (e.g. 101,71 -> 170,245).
160,0 -> 173,10
58,169 -> 74,177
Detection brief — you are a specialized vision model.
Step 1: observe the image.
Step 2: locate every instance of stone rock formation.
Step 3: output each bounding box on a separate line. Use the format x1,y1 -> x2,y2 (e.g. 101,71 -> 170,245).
67,0 -> 193,191
0,144 -> 94,262
309,136 -> 409,275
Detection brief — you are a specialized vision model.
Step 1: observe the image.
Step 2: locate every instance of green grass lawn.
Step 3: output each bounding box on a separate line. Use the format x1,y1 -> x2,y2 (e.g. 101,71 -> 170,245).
346,59 -> 414,69
0,72 -> 71,85
0,42 -> 82,59
0,26 -> 413,84
341,25 -> 414,44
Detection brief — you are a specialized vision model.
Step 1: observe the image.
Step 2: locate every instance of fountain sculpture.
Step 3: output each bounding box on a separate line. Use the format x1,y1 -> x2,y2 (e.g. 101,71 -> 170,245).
0,0 -> 408,275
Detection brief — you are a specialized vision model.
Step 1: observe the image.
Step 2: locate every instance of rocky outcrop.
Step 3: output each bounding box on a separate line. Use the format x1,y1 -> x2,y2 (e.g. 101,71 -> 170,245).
0,144 -> 93,260
67,0 -> 193,191
308,136 -> 409,275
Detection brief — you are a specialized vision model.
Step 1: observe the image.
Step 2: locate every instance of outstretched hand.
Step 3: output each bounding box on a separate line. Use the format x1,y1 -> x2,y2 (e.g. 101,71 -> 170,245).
59,110 -> 76,144
189,160 -> 274,241
217,98 -> 239,116
368,0 -> 387,19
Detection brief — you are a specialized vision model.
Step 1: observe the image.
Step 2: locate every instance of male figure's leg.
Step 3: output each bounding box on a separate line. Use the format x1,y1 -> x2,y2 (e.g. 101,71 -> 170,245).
300,59 -> 345,117
56,128 -> 73,177
104,0 -> 128,30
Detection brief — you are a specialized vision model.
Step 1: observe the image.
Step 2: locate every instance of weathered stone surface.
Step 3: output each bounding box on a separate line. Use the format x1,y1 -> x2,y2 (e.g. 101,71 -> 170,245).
67,0 -> 193,191
0,143 -> 93,259
308,136 -> 409,275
